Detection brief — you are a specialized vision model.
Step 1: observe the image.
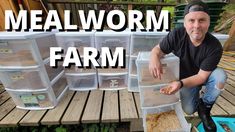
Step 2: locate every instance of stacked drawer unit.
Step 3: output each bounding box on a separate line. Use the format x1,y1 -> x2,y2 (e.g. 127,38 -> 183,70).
128,31 -> 168,92
136,52 -> 191,132
56,31 -> 98,91
212,33 -> 229,47
95,30 -> 130,90
0,32 -> 67,110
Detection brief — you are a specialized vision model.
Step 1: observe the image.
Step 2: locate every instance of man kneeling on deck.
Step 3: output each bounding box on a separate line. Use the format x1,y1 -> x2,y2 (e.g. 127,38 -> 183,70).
149,0 -> 227,131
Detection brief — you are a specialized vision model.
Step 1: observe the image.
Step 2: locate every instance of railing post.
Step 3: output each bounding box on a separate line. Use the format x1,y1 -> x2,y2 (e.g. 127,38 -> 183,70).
128,4 -> 133,10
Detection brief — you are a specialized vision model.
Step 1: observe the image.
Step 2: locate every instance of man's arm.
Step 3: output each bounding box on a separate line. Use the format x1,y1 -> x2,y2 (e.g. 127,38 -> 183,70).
149,44 -> 165,79
181,69 -> 211,88
161,69 -> 212,95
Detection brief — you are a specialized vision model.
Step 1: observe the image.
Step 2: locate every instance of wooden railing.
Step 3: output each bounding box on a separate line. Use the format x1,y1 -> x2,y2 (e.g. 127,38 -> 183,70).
45,0 -> 177,29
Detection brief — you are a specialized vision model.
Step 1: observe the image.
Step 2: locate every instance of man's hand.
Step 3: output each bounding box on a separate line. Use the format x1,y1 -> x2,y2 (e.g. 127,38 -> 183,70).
149,55 -> 163,79
149,45 -> 165,79
160,81 -> 181,95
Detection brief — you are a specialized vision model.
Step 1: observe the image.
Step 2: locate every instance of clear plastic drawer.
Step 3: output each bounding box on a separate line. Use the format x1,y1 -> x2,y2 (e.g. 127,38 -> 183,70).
97,56 -> 129,75
66,74 -> 98,91
212,33 -> 229,47
98,74 -> 128,90
139,84 -> 179,108
56,31 -> 95,55
130,32 -> 168,56
142,103 -> 191,132
95,31 -> 130,54
0,40 -> 40,67
7,88 -> 56,110
0,68 -> 48,90
0,64 -> 63,90
0,32 -> 57,67
136,52 -> 179,86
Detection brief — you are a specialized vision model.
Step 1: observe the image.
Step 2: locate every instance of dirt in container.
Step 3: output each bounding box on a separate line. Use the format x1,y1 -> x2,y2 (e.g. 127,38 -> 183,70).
146,110 -> 181,132
65,66 -> 96,73
98,67 -> 128,73
0,50 -> 36,66
139,67 -> 177,85
11,71 -> 46,89
76,46 -> 85,55
74,77 -> 96,88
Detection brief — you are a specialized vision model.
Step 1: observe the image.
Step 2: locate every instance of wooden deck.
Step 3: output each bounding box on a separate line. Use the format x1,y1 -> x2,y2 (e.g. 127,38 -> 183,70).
0,53 -> 234,131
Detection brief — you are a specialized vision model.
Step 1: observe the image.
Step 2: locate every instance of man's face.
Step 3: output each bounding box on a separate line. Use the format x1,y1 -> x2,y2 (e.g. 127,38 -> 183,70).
184,11 -> 210,42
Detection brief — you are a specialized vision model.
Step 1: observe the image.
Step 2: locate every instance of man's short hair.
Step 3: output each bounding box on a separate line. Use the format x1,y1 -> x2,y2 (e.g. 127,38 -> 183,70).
184,0 -> 209,17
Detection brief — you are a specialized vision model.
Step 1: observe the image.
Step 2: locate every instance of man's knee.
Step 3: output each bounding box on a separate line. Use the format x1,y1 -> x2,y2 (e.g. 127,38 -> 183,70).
182,105 -> 196,115
210,68 -> 227,90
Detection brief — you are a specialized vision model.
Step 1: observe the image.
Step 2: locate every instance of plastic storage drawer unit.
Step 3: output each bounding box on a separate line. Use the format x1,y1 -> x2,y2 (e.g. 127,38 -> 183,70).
212,33 -> 229,47
139,84 -> 179,108
55,31 -> 95,56
0,32 -> 57,67
142,103 -> 191,132
98,74 -> 128,90
130,32 -> 168,57
136,52 -> 179,86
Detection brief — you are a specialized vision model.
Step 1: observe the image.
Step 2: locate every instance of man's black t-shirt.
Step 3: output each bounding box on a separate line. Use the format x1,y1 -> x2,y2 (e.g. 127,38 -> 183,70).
160,27 -> 222,79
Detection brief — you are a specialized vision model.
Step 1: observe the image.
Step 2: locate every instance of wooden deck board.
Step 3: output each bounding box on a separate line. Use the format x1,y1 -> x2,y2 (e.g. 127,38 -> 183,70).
0,108 -> 28,127
0,85 -> 5,94
227,78 -> 235,87
40,91 -> 74,125
224,84 -> 235,95
61,91 -> 89,124
19,110 -> 47,126
216,96 -> 235,115
211,103 -> 228,116
119,90 -> 138,122
220,90 -> 235,106
133,93 -> 142,118
101,91 -> 119,123
0,99 -> 15,121
0,91 -> 11,105
81,90 -> 103,123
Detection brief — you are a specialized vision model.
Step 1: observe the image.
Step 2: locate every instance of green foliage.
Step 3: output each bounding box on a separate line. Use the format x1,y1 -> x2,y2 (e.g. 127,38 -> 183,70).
222,4 -> 235,12
55,126 -> 67,132
100,123 -> 117,132
0,123 -> 122,132
215,4 -> 235,33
